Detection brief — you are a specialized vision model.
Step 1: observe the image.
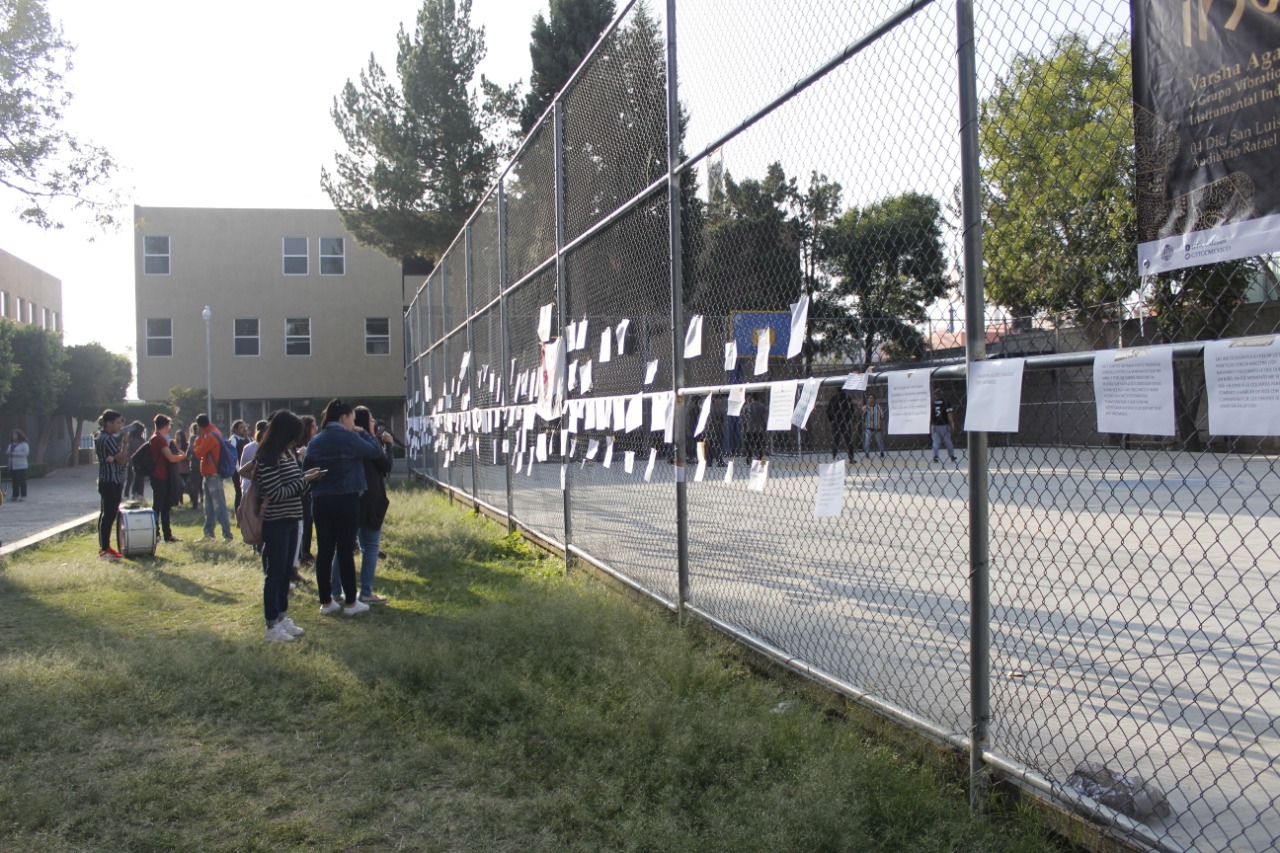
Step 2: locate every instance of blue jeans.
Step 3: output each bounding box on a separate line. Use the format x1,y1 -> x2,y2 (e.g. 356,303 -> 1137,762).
203,475 -> 231,538
331,526 -> 383,600
864,427 -> 884,455
931,425 -> 955,459
261,519 -> 299,627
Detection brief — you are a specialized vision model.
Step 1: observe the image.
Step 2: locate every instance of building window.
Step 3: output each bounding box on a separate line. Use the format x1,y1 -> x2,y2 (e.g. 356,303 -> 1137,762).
320,237 -> 345,275
41,307 -> 49,329
27,301 -> 35,324
0,291 -> 7,318
365,317 -> 390,355
282,237 -> 308,275
234,318 -> 260,356
51,310 -> 59,332
14,296 -> 22,323
146,318 -> 173,356
285,318 -> 311,356
144,235 -> 170,275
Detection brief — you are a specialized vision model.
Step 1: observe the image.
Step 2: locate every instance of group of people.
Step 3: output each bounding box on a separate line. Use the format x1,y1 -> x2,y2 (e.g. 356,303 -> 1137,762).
92,399 -> 396,644
824,387 -> 957,462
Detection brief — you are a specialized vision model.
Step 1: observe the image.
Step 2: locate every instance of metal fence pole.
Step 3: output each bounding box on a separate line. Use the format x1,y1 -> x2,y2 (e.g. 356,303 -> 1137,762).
956,0 -> 991,813
666,0 -> 691,618
498,180 -> 515,533
465,224 -> 479,504
553,98 -> 573,570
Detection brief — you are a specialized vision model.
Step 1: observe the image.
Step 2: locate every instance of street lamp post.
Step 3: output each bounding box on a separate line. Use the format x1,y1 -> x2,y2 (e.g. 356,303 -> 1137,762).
202,306 -> 212,417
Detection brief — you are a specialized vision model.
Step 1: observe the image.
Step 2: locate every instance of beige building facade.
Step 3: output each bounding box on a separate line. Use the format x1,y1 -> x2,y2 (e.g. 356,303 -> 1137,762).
0,246 -> 62,332
134,207 -> 406,426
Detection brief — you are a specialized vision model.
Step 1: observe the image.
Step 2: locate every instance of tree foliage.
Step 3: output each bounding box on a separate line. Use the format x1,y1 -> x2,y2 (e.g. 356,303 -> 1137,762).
0,320 -> 17,406
0,0 -> 120,230
978,33 -> 1135,319
321,0 -> 516,265
520,0 -> 615,134
55,342 -> 130,464
166,385 -> 208,428
6,322 -> 67,416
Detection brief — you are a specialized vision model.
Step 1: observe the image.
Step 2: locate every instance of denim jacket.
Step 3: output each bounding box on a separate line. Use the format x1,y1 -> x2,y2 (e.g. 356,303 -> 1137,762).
305,423 -> 382,497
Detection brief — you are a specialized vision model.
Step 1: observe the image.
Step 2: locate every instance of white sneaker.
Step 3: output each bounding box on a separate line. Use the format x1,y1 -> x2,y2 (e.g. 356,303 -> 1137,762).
263,624 -> 296,643
278,616 -> 304,637
343,599 -> 370,616
319,600 -> 342,616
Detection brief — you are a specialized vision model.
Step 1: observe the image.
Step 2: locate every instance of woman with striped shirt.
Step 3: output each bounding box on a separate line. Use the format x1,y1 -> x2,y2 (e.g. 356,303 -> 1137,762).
253,411 -> 326,643
93,410 -> 128,561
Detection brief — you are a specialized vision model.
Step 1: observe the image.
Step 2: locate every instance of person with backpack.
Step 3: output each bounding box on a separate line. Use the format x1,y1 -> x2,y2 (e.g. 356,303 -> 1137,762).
252,410 -> 326,643
147,414 -> 185,543
93,410 -> 128,561
191,413 -> 234,542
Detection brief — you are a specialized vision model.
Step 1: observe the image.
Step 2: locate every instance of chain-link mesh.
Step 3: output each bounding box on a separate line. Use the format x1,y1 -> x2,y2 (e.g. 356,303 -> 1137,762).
400,1 -> 1280,848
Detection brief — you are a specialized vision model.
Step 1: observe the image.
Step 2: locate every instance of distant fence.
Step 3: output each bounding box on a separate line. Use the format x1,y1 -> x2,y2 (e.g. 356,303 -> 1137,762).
402,2 -> 1280,850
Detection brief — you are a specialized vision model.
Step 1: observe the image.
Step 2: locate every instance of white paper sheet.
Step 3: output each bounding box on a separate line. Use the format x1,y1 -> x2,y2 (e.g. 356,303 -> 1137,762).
459,351 -> 471,379
612,397 -> 626,431
1205,337 -> 1280,435
625,394 -> 644,432
586,438 -> 599,459
560,465 -> 566,490
538,303 -> 554,343
753,329 -> 771,375
791,377 -> 820,429
694,393 -> 712,436
650,392 -> 671,432
564,321 -> 577,352
567,437 -> 578,459
888,369 -> 931,434
644,359 -> 659,385
575,318 -> 588,351
644,447 -> 657,481
748,459 -> 769,492
580,359 -> 593,394
694,459 -> 707,482
603,437 -> 614,468
600,328 -> 613,363
788,295 -> 808,359
724,341 -> 738,370
615,319 -> 630,355
595,396 -> 609,428
567,360 -> 579,392
964,359 -> 1025,432
842,372 -> 868,391
1094,347 -> 1175,436
768,381 -> 799,431
523,405 -> 537,432
502,439 -> 510,454
684,314 -> 704,359
513,451 -> 523,474
724,459 -> 735,482
727,386 -> 746,417
813,460 -> 846,518
624,450 -> 636,473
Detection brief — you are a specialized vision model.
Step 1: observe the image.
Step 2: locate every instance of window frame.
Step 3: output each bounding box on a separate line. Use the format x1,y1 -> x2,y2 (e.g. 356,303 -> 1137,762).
146,317 -> 173,357
143,235 -> 171,275
282,236 -> 308,276
234,317 -> 260,357
319,237 -> 345,276
364,317 -> 391,356
285,317 -> 311,357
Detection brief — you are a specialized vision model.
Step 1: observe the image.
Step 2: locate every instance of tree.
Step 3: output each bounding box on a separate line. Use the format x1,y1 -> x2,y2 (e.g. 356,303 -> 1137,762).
0,320 -> 18,406
820,192 -> 948,366
0,0 -> 120,230
978,33 -> 1136,320
520,0 -> 616,134
56,342 -> 130,465
166,385 -> 208,428
6,323 -> 68,462
321,0 -> 516,264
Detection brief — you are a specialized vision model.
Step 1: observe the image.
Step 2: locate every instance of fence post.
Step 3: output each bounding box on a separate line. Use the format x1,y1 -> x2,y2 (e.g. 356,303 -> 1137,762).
956,0 -> 991,812
665,0 -> 691,618
463,225 -> 478,504
553,98 -> 573,569
498,180 -> 515,533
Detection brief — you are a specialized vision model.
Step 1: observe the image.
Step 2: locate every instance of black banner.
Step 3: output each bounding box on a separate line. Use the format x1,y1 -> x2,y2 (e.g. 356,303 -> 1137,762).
1132,0 -> 1280,273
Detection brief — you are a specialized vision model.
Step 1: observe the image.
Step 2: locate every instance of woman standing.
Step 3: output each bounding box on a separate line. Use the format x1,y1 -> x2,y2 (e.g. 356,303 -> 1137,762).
296,415 -> 318,566
7,430 -> 30,502
305,399 -> 382,616
93,412 -> 127,561
254,411 -> 325,643
329,406 -> 394,604
149,415 -> 184,543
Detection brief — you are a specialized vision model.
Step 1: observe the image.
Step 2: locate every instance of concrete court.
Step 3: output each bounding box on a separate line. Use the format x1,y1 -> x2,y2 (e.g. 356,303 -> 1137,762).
427,443 -> 1280,852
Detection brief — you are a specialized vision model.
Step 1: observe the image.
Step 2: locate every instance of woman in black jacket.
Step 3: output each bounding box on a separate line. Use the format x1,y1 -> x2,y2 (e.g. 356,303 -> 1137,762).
328,405 -> 394,604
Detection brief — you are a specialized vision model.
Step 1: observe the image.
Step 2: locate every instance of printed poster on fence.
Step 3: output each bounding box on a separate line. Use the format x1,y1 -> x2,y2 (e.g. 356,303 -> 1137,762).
1131,1 -> 1280,274
1204,336 -> 1280,435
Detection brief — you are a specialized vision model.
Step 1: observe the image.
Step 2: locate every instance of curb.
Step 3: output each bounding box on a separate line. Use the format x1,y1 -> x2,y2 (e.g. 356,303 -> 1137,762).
0,512 -> 100,559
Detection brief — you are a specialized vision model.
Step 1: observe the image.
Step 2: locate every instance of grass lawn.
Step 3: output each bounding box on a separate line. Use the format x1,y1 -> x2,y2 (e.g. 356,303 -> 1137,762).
0,484 -> 1068,852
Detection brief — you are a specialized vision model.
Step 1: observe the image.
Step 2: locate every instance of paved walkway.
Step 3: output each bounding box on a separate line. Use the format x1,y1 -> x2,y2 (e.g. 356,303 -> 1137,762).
0,464 -> 102,554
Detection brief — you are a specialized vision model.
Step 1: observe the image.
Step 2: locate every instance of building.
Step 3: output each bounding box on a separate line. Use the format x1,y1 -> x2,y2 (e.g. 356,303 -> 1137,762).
134,207 -> 408,429
0,246 -> 62,331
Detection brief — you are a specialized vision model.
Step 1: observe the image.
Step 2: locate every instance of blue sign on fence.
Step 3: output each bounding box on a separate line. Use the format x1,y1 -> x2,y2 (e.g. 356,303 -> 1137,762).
730,311 -> 790,358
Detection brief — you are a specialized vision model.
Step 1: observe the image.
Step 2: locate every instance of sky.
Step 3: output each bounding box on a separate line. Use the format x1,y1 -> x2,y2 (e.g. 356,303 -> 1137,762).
0,0 -> 548,359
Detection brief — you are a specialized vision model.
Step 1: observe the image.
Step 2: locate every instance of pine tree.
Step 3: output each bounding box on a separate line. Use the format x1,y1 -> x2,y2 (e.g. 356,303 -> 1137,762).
520,0 -> 616,134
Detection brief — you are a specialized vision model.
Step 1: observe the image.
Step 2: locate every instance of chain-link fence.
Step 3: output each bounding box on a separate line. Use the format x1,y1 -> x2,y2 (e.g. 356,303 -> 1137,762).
402,2 -> 1280,849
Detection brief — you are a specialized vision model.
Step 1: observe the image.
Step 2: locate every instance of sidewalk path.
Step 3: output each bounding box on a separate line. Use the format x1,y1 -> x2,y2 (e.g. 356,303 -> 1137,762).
0,464 -> 102,552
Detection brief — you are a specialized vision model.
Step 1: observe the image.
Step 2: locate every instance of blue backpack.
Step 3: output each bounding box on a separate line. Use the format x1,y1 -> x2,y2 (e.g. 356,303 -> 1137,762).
215,434 -> 238,478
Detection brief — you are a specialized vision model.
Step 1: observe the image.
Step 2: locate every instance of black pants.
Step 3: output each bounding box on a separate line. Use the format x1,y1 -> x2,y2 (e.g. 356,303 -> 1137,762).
301,495 -> 314,556
233,472 -> 243,514
10,469 -> 27,498
831,423 -> 858,458
313,492 -> 360,606
98,480 -> 123,551
150,476 -> 174,539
